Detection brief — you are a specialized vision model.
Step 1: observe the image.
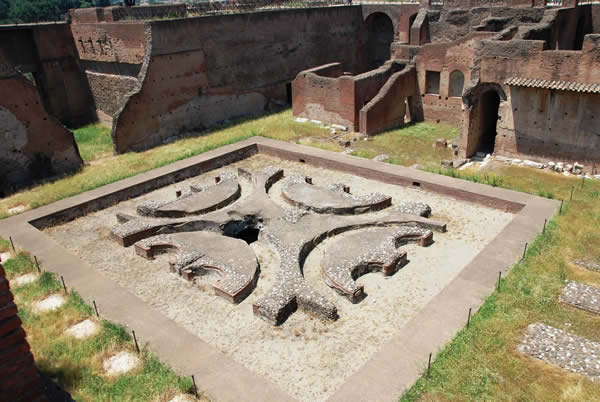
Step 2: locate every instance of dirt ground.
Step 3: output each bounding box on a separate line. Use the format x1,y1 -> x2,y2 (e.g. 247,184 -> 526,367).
45,154 -> 514,401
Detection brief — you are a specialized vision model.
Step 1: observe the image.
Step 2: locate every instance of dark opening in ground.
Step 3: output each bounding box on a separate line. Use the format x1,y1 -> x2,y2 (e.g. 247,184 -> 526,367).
234,227 -> 260,244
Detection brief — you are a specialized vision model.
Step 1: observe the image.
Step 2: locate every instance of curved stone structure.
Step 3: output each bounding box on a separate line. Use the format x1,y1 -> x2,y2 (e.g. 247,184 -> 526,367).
111,166 -> 447,325
253,212 -> 445,325
135,232 -> 258,303
136,172 -> 240,218
322,225 -> 433,302
281,175 -> 392,214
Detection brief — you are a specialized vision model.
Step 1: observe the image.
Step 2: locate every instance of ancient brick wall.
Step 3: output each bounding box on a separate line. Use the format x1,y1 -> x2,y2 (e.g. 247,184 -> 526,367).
292,63 -> 356,129
494,87 -> 600,164
0,74 -> 83,191
292,61 -> 406,131
0,263 -> 47,401
0,24 -> 96,128
113,7 -> 368,152
70,22 -> 148,123
359,66 -> 419,135
414,32 -> 495,127
69,4 -> 187,23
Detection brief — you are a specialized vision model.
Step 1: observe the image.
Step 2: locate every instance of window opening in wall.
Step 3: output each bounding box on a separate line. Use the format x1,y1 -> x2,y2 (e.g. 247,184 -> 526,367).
449,70 -> 465,97
425,71 -> 440,95
478,90 -> 501,154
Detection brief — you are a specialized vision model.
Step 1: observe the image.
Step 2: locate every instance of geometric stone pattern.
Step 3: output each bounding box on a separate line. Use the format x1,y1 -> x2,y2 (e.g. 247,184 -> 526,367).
111,166 -> 446,325
322,226 -> 433,302
518,322 -> 600,381
559,281 -> 600,315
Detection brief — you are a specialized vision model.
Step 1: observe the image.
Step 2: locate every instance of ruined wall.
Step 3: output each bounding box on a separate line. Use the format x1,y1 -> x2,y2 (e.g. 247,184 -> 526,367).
427,6 -> 546,43
113,7 -> 367,152
359,66 -> 419,135
0,74 -> 82,192
0,24 -> 95,128
0,263 -> 47,401
458,34 -> 600,163
292,61 -> 406,131
292,63 -> 356,129
414,32 -> 496,127
494,87 -> 600,164
70,22 -> 148,123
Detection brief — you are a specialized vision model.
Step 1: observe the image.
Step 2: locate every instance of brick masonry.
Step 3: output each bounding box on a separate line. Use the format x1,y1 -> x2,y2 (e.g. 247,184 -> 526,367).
0,263 -> 47,401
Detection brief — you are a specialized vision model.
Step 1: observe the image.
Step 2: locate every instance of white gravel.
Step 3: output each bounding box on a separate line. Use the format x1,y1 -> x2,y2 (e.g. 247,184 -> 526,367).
65,319 -> 101,340
11,273 -> 39,287
34,294 -> 65,313
45,154 -> 514,401
103,351 -> 140,376
0,252 -> 12,263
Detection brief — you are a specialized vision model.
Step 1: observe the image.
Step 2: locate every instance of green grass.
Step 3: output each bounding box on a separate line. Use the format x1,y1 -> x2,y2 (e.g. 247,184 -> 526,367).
401,171 -> 600,401
73,124 -> 114,162
351,123 -> 459,169
2,250 -> 200,401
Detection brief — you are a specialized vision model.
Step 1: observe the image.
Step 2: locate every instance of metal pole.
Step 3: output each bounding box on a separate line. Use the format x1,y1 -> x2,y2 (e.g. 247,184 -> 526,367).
132,330 -> 140,353
522,242 -> 528,261
61,276 -> 68,295
192,375 -> 198,397
427,353 -> 432,378
542,219 -> 547,234
34,256 -> 41,273
467,307 -> 472,328
560,200 -> 564,215
93,300 -> 99,317
9,236 -> 15,253
497,271 -> 502,292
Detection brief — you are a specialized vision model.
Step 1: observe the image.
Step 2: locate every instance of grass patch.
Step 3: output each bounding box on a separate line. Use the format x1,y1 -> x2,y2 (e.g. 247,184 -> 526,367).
401,171 -> 600,401
3,250 -> 202,401
73,124 -> 114,162
351,122 -> 459,169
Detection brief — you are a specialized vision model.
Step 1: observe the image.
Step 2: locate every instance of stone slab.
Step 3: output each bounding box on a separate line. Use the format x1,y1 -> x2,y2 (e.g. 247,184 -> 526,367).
560,281 -> 600,315
518,322 -> 600,381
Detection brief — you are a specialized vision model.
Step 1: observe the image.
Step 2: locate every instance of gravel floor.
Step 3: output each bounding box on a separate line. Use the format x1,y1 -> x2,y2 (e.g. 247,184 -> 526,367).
518,322 -> 600,381
560,281 -> 600,315
45,154 -> 514,401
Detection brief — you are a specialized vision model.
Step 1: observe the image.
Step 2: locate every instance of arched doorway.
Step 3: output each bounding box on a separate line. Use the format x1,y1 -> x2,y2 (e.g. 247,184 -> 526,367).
408,13 -> 417,45
365,13 -> 394,70
478,90 -> 500,154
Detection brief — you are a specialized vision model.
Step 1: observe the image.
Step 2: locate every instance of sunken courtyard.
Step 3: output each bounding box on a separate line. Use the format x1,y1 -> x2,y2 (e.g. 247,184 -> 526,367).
1,0 -> 598,400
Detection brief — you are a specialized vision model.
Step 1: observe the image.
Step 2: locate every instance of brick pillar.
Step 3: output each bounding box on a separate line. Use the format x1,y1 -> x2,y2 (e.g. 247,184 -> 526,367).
0,263 -> 48,401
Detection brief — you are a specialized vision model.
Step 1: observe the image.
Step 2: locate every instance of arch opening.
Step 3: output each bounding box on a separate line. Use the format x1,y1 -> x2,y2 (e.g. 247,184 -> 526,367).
477,90 -> 500,155
408,13 -> 417,45
365,13 -> 394,70
449,70 -> 464,98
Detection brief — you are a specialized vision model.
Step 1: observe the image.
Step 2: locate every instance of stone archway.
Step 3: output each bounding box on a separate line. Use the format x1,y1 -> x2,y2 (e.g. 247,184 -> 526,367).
365,12 -> 394,70
459,83 -> 507,158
